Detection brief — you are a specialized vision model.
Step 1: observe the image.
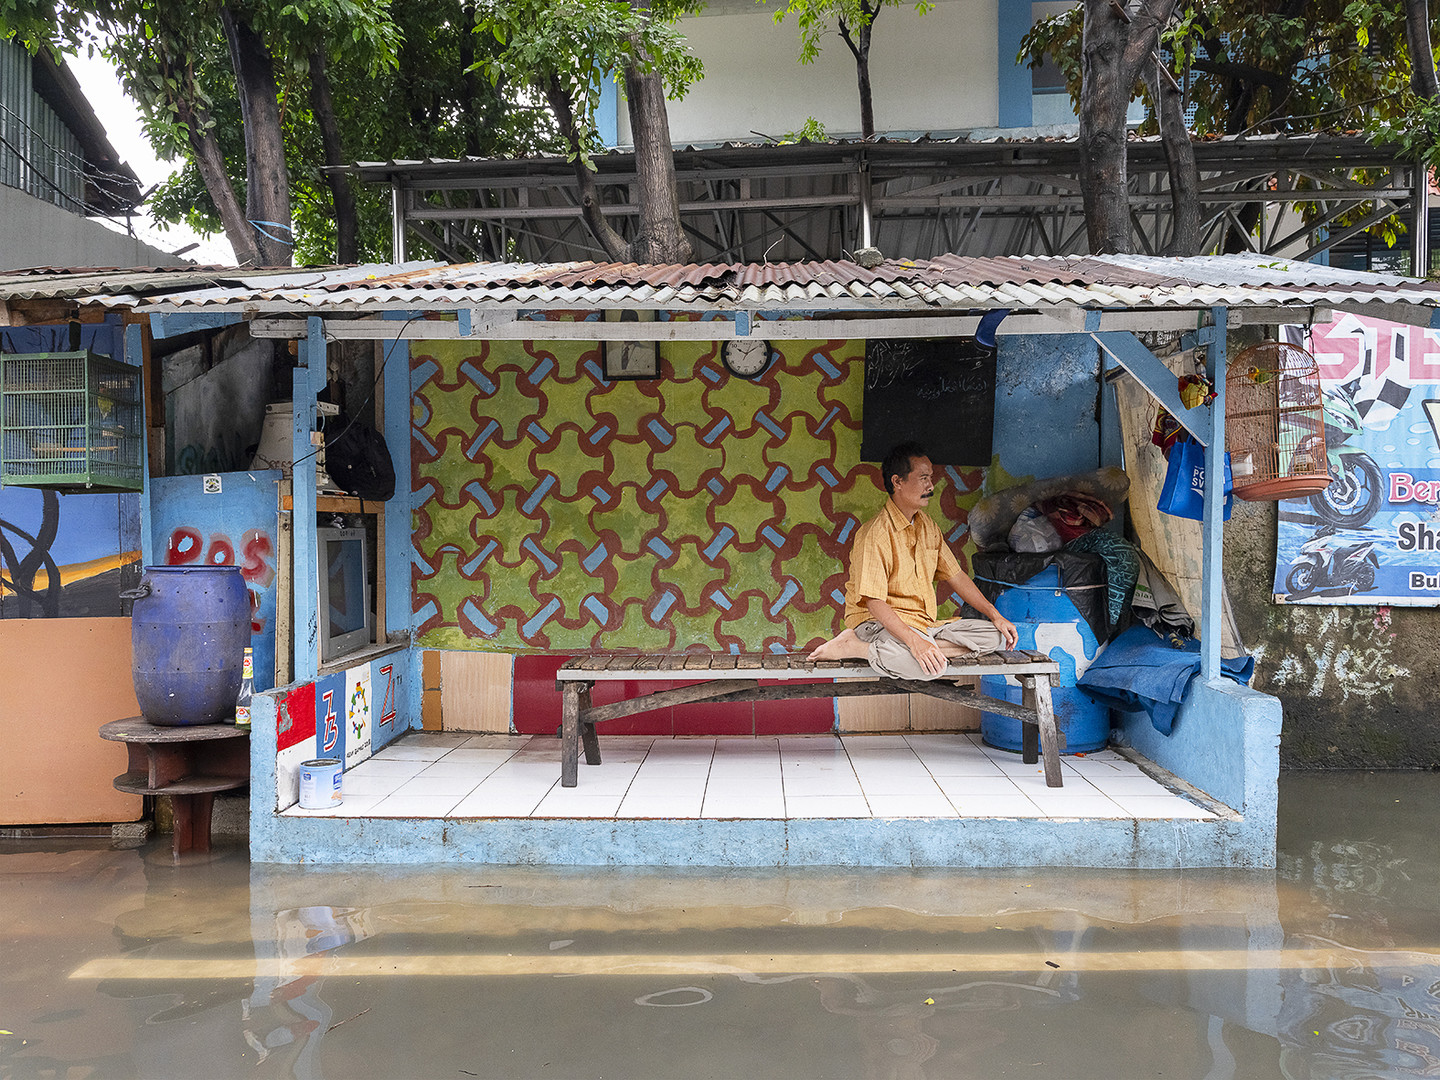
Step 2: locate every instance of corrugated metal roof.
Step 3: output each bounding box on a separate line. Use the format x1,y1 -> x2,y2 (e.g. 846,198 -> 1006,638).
108,254 -> 1440,314
9,253 -> 1440,317
342,130 -> 1392,176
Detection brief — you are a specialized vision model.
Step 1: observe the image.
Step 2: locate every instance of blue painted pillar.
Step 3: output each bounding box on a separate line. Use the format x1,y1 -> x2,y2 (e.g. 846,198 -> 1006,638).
125,323 -> 155,567
1199,307 -> 1228,682
996,0 -> 1034,129
381,313 -> 413,643
292,316 -> 327,681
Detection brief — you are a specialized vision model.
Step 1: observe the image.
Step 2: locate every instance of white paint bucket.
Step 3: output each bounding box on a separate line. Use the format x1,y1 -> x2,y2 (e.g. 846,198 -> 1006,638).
299,758 -> 343,809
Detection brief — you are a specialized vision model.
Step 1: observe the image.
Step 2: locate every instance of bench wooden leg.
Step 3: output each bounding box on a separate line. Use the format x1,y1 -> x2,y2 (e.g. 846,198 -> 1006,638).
1031,676 -> 1063,788
561,683 -> 581,787
1020,682 -> 1040,765
578,685 -> 601,765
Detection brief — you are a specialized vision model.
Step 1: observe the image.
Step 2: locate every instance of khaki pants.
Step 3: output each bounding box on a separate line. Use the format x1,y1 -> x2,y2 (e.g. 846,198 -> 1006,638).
854,618 -> 1005,681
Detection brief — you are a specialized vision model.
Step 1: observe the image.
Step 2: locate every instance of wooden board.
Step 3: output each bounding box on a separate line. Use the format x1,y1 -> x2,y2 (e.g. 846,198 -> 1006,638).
440,651 -> 513,732
558,652 -> 1059,682
1,619 -> 143,825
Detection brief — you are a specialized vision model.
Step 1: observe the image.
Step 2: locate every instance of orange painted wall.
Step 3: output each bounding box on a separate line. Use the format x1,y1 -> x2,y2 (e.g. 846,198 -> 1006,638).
0,618 -> 143,824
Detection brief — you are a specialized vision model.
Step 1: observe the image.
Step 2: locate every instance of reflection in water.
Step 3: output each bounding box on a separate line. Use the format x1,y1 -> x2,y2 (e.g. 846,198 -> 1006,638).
1274,777 -> 1440,1080
241,906 -> 373,1078
0,772 -> 1437,1079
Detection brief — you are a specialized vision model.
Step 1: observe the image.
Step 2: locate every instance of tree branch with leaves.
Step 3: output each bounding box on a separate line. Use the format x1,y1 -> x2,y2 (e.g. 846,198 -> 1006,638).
476,0 -> 702,264
772,0 -> 932,140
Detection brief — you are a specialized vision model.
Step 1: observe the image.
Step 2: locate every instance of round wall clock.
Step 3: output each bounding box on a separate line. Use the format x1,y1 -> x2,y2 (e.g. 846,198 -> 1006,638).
722,338 -> 772,378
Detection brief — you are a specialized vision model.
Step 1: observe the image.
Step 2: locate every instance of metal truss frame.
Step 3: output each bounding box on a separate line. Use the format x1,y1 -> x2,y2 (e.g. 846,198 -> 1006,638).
350,135 -> 1424,267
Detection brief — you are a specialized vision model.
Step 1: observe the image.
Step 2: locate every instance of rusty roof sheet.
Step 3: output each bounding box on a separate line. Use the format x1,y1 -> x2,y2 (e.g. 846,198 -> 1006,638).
9,253 -> 1440,317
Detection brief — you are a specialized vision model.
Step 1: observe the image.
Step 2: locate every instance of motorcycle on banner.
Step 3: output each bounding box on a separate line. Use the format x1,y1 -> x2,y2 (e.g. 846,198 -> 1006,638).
1308,381 -> 1386,528
1284,526 -> 1381,598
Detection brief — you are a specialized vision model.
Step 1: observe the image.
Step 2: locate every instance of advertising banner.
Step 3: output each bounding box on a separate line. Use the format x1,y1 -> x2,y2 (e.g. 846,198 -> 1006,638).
1273,313 -> 1440,606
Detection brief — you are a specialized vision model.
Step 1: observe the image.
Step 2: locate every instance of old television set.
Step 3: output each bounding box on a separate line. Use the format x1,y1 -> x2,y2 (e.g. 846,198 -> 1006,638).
316,525 -> 371,663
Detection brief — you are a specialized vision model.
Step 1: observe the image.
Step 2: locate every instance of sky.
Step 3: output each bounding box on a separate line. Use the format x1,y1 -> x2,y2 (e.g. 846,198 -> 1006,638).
65,51 -> 239,267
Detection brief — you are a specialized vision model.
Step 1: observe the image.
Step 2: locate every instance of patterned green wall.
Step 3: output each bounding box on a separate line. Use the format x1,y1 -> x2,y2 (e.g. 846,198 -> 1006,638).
410,335 -> 987,652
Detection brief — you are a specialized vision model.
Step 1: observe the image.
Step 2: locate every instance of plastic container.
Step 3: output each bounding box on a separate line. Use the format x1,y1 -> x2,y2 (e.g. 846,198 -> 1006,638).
126,565 -> 250,726
978,565 -> 1110,754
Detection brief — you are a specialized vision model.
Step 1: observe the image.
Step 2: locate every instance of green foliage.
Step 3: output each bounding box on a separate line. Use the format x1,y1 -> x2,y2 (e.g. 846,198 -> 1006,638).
2,0 -> 560,262
771,0 -> 933,65
781,116 -> 829,143
474,0 -> 702,115
1377,94 -> 1440,174
1021,2 -> 1423,138
1020,1 -> 1440,248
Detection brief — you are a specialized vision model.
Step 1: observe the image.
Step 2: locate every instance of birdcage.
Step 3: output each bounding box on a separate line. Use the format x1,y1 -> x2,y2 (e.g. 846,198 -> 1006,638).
0,350 -> 143,492
1225,342 -> 1332,501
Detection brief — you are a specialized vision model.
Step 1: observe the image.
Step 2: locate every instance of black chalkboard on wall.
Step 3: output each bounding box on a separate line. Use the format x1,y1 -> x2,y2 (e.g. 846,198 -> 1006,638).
860,339 -> 997,465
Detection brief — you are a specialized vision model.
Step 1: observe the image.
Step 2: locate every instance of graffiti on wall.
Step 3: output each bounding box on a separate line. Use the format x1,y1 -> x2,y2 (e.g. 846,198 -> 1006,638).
0,487 -> 139,618
410,337 -> 989,652
164,524 -> 276,633
148,471 -> 281,691
1250,606 -> 1410,703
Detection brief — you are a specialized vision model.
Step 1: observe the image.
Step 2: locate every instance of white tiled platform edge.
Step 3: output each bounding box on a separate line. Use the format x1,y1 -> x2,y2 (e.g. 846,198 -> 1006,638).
281,733 -> 1220,822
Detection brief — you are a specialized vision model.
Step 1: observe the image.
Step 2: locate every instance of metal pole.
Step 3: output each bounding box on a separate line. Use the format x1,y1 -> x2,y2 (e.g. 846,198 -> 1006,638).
1413,165 -> 1430,278
1200,306 -> 1228,683
858,162 -> 873,251
391,183 -> 407,263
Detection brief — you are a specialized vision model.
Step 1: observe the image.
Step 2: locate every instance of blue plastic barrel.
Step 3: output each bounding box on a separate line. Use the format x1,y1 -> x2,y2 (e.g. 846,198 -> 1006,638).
128,565 -> 250,726
979,565 -> 1110,754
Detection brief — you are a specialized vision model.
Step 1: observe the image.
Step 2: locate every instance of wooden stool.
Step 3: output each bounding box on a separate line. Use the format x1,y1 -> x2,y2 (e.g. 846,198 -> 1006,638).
100,717 -> 249,857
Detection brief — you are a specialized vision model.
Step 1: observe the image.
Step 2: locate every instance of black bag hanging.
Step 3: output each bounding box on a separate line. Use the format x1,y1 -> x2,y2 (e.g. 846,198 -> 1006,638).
326,414 -> 396,502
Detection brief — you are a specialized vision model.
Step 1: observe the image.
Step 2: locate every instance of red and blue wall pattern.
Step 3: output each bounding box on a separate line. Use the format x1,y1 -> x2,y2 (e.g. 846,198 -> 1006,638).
410,336 -> 989,654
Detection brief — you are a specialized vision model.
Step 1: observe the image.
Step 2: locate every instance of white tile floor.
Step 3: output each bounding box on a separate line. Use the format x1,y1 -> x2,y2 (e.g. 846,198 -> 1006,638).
282,732 -> 1218,821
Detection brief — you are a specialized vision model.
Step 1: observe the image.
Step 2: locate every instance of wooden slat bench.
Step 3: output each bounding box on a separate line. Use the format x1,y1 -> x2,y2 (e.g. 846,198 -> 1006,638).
554,651 -> 1064,790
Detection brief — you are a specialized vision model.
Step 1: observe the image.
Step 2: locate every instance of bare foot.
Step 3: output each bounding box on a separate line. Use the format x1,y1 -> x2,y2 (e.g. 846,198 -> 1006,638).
807,628 -> 868,662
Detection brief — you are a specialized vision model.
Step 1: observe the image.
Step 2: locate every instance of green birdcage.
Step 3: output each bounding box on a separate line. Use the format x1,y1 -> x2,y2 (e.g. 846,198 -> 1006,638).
0,350 -> 144,492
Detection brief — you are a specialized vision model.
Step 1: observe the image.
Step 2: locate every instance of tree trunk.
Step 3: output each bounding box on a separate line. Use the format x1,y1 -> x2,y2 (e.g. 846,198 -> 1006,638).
221,4 -> 293,266
838,5 -> 877,140
617,0 -> 690,264
308,47 -> 359,263
545,76 -> 630,261
459,29 -> 483,157
622,59 -> 692,263
1077,0 -> 1178,253
1404,0 -> 1440,100
1079,0 -> 1134,252
176,98 -> 264,266
1144,58 -> 1201,254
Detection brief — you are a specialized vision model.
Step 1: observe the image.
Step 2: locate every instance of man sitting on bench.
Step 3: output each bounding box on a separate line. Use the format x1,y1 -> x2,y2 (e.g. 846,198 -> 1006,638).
807,441 -> 1018,680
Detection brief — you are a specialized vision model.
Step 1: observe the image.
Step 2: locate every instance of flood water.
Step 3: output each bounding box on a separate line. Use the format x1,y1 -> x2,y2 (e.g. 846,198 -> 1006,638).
3,771 -> 1437,1080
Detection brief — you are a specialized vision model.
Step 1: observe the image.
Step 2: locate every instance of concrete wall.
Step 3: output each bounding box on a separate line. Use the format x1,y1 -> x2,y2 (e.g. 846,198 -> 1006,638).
634,0 -> 999,144
1217,319 -> 1437,770
163,326 -> 278,474
0,183 -> 183,270
1225,496 -> 1437,768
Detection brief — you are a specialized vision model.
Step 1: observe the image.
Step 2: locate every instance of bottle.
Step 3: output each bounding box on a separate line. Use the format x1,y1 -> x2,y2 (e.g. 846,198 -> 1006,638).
235,646 -> 254,729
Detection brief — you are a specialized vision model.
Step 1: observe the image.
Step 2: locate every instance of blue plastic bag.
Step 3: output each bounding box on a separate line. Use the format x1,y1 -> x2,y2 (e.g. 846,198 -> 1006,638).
1157,437 -> 1233,520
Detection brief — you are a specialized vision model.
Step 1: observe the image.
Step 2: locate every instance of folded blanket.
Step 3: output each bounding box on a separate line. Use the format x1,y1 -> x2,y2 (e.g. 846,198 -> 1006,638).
1077,625 -> 1254,735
